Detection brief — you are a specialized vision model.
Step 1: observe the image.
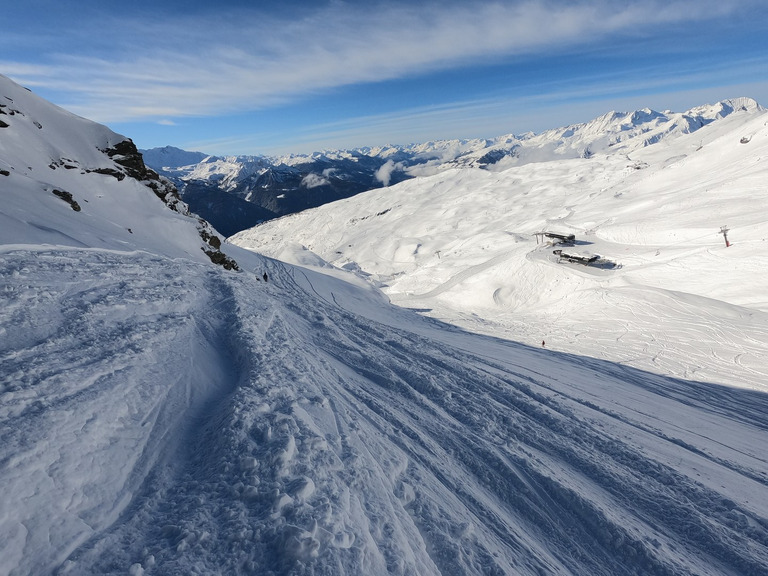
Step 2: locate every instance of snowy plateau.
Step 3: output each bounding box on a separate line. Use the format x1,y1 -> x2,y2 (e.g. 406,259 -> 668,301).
2,70 -> 768,576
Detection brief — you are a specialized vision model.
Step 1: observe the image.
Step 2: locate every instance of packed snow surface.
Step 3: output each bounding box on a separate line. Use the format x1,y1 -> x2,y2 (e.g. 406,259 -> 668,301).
2,73 -> 768,575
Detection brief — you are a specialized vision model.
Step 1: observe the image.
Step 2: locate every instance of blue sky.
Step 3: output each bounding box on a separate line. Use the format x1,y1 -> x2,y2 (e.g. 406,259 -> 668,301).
3,0 -> 767,156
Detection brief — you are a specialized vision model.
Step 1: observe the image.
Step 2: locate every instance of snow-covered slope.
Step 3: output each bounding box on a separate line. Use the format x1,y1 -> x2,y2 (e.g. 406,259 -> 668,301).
231,99 -> 768,392
0,76 -> 234,268
3,75 -> 768,576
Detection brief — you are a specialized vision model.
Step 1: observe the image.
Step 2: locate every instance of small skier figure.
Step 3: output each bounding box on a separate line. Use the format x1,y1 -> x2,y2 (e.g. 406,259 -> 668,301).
263,272 -> 268,282
542,340 -> 545,347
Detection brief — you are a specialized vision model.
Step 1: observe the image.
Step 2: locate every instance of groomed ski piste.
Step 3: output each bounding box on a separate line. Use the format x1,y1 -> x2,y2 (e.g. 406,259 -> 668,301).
2,74 -> 768,575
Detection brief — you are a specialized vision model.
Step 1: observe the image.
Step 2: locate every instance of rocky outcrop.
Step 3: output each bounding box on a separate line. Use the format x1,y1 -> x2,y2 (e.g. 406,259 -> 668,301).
102,139 -> 183,210
102,138 -> 239,271
198,223 -> 239,270
52,189 -> 81,211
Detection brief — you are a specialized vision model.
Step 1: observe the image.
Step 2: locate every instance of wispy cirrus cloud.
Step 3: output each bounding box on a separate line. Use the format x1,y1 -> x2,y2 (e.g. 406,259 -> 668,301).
0,0 -> 752,123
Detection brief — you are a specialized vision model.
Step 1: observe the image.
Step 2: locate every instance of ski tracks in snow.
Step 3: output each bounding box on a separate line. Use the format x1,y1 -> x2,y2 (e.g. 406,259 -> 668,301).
0,249 -> 240,576
266,262 -> 768,575
3,252 -> 768,575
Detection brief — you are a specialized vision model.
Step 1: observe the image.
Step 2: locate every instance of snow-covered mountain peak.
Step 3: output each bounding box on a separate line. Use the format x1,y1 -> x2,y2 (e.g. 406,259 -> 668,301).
686,96 -> 764,119
138,145 -> 209,170
503,97 -> 762,164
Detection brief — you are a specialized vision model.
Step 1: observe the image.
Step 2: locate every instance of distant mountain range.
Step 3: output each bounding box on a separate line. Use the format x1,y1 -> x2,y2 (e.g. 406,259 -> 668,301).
142,97 -> 762,236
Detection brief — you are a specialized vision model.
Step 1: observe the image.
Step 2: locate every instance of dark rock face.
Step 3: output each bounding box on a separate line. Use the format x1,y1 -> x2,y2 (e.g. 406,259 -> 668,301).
0,102 -> 12,128
104,139 -> 147,177
103,140 -> 164,187
202,248 -> 239,270
102,140 -> 187,214
52,189 -> 81,211
199,220 -> 239,269
87,167 -> 126,181
101,139 -> 239,271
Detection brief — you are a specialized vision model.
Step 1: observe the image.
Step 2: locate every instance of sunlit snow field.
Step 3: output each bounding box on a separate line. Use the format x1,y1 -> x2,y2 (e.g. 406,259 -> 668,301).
232,106 -> 768,392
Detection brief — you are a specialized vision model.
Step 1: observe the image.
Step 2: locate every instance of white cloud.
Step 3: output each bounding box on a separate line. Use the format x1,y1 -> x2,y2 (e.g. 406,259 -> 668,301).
301,173 -> 330,188
374,160 -> 403,186
0,0 -> 751,123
